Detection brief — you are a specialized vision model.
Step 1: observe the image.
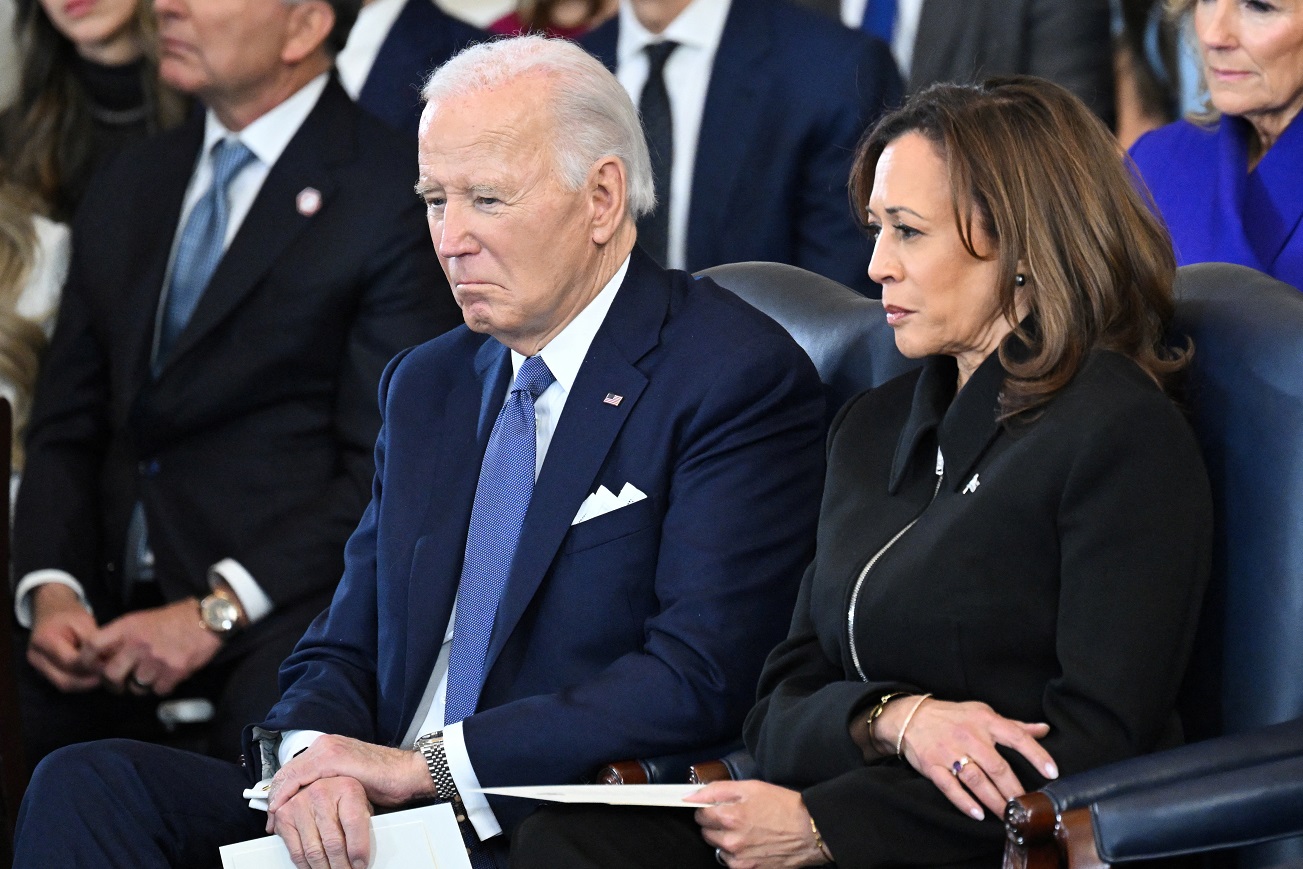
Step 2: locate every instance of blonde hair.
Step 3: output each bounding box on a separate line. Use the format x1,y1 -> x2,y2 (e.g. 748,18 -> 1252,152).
0,184 -> 51,469
851,76 -> 1189,420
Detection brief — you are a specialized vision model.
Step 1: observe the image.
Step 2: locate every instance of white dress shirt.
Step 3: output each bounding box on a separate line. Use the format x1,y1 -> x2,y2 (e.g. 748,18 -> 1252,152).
276,255 -> 631,842
840,0 -> 923,78
615,0 -> 731,270
335,0 -> 409,99
12,73 -> 331,630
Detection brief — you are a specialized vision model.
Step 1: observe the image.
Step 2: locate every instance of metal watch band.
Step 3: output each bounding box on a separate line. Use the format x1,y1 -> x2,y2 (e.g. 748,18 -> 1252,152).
417,732 -> 460,805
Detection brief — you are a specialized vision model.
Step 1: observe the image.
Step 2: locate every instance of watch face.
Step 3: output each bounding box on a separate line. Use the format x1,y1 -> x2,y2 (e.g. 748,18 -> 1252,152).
202,596 -> 238,633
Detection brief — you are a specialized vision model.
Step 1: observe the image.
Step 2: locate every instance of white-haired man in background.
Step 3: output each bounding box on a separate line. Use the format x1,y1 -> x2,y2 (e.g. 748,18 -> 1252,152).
11,35 -> 826,869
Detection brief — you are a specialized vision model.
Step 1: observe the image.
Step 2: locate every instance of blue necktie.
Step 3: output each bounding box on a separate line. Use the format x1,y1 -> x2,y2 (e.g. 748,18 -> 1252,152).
445,355 -> 556,725
127,139 -> 255,590
156,138 -> 256,369
862,0 -> 897,42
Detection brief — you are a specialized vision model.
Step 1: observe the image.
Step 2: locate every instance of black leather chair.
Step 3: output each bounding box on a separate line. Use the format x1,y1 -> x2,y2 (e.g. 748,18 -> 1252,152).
695,261 -> 917,422
1004,263 -> 1303,869
596,262 -> 919,786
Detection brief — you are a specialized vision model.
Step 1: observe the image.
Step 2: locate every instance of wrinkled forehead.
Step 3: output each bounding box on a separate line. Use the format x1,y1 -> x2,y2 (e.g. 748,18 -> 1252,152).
418,79 -> 557,178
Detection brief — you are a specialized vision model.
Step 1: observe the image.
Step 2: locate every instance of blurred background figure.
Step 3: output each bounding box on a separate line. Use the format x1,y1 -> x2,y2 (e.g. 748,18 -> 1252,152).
0,180 -> 66,501
580,0 -> 902,296
490,0 -> 617,37
335,0 -> 484,138
793,0 -> 1115,126
0,0 -> 17,109
1129,0 -> 1303,289
0,0 -> 186,221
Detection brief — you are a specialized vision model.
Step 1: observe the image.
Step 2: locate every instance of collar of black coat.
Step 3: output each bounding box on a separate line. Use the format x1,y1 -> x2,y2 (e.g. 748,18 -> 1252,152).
888,330 -> 1033,495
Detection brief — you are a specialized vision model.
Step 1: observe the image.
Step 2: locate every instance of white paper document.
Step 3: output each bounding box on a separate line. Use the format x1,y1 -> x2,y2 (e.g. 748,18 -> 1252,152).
219,803 -> 471,869
476,784 -> 711,808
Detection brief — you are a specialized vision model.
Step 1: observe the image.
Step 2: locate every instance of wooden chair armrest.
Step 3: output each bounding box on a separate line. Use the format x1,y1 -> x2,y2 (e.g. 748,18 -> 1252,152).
1057,807 -> 1106,869
1003,792 -> 1061,869
595,760 -> 649,785
688,760 -> 734,784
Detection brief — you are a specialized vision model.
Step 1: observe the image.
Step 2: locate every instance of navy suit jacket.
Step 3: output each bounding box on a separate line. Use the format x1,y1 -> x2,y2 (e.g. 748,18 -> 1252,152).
356,0 -> 485,138
255,249 -> 826,836
1130,115 -> 1303,291
580,0 -> 901,296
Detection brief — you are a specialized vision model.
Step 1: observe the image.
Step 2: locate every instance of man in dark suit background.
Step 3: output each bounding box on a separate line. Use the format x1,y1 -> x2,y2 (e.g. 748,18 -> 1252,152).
796,0 -> 1115,125
11,0 -> 457,766
11,34 -> 825,869
336,0 -> 485,137
580,0 -> 901,296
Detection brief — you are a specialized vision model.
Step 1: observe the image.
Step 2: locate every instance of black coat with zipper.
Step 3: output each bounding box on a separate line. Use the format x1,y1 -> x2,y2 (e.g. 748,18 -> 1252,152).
745,347 -> 1213,867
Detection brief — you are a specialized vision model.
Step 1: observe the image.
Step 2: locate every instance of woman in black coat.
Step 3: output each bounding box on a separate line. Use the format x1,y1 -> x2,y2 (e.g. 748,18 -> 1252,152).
511,77 -> 1213,869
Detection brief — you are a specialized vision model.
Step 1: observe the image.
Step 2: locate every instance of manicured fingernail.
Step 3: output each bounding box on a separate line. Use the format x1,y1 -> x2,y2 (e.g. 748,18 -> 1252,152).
354,860 -> 366,869
970,807 -> 984,821
1044,762 -> 1059,779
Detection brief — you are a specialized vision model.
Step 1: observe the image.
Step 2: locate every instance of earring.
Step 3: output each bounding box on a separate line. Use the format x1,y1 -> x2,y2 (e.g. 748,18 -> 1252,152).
1015,274 -> 1027,287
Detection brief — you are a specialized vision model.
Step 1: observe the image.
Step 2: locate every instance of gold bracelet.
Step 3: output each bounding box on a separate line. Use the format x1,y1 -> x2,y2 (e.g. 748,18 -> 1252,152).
866,691 -> 908,749
895,693 -> 933,758
809,815 -> 834,863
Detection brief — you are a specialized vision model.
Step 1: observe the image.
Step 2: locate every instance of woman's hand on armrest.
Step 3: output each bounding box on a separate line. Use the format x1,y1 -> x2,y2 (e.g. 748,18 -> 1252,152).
877,696 -> 1058,820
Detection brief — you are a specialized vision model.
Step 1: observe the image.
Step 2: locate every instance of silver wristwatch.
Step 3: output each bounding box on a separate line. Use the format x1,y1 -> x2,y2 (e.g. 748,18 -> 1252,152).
415,731 -> 460,805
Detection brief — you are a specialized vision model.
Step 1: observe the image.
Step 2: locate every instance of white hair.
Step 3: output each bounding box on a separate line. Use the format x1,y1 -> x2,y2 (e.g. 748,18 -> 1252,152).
422,35 -> 655,219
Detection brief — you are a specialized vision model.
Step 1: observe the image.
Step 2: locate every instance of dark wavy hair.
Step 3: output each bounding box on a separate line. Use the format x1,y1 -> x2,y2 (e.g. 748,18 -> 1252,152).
850,75 -> 1189,420
2,0 -> 188,220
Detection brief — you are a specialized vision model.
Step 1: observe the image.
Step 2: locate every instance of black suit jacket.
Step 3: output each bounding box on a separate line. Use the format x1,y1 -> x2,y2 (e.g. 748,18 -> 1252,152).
747,349 -> 1212,865
356,0 -> 485,138
580,0 -> 901,296
14,79 -> 459,650
910,0 -> 1115,125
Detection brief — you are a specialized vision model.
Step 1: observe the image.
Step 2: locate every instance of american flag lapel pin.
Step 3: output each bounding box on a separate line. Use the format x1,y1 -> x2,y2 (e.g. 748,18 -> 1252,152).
603,393 -> 623,407
296,187 -> 322,217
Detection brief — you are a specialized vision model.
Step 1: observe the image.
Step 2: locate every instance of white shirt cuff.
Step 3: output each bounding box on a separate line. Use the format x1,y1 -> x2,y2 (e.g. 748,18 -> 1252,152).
277,729 -> 325,768
444,721 -> 501,841
13,570 -> 93,629
209,558 -> 274,624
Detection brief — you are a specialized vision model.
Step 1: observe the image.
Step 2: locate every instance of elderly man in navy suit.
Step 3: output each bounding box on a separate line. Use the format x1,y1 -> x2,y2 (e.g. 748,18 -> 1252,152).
11,35 -> 824,869
580,0 -> 901,296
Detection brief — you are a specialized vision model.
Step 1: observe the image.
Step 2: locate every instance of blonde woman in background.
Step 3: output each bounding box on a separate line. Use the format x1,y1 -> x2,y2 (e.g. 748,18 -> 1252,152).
0,181 -> 68,501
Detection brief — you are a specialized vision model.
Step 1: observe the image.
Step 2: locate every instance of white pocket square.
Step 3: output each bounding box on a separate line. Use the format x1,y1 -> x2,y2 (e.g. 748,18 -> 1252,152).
572,482 -> 647,525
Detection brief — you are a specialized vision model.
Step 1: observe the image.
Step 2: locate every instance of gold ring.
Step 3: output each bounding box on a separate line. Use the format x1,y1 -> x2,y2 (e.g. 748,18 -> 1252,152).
951,756 -> 972,776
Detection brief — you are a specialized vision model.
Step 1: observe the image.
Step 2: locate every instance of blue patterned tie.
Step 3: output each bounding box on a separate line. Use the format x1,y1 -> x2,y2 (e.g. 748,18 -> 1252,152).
445,355 -> 556,725
156,138 -> 256,368
862,0 -> 897,42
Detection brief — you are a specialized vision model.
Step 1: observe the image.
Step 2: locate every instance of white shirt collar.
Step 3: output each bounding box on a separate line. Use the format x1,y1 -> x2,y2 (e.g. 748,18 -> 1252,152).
617,0 -> 732,64
510,255 -> 631,391
201,73 -> 330,167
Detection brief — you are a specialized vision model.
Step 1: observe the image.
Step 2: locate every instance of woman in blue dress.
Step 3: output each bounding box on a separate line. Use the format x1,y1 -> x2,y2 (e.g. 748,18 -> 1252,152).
1129,0 -> 1303,289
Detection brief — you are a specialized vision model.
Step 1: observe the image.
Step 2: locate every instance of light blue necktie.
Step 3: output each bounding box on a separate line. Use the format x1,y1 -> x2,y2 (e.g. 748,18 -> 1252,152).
444,355 -> 556,726
126,139 -> 255,590
862,0 -> 898,42
155,137 -> 255,369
